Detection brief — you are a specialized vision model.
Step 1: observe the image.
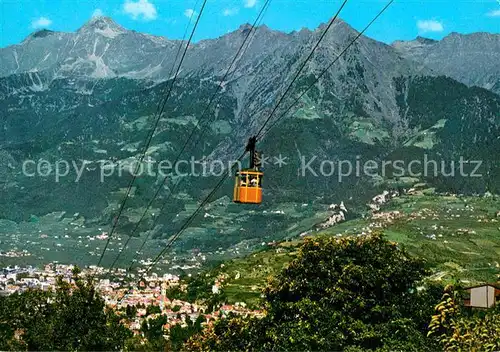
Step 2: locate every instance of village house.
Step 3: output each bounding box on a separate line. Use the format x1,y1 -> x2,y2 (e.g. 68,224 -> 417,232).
464,284 -> 500,309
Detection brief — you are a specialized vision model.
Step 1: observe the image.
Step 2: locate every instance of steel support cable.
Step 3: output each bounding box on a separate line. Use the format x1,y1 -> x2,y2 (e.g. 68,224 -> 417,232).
152,0 -> 201,118
253,0 -> 349,139
258,0 -> 394,140
122,0 -> 345,273
108,0 -> 272,273
122,0 -> 351,279
96,0 -> 208,268
117,0 -> 394,302
134,151 -> 246,284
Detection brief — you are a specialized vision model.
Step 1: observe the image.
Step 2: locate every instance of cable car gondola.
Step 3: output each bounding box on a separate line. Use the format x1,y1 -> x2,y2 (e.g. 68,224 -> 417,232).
233,136 -> 263,204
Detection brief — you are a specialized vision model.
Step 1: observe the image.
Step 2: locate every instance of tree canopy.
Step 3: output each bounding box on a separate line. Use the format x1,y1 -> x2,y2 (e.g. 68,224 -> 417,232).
0,267 -> 131,351
186,233 -> 443,351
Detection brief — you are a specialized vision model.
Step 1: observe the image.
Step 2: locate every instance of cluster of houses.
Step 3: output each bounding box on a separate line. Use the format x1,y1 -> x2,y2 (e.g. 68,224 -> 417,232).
368,190 -> 400,212
0,263 -> 78,294
0,249 -> 31,258
0,260 -> 267,341
319,202 -> 348,229
98,273 -> 265,337
371,210 -> 402,223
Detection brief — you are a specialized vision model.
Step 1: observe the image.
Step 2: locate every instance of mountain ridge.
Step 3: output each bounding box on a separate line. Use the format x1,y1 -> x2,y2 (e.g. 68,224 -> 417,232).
392,31 -> 500,94
0,16 -> 410,82
0,16 -> 498,269
3,16 -> 498,97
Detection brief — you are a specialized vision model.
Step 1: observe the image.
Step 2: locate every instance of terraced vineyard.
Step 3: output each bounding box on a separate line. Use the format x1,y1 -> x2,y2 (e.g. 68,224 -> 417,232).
203,192 -> 500,307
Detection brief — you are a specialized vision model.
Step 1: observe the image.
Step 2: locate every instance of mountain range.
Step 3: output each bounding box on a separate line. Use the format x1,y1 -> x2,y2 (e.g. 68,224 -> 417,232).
0,16 -> 498,269
393,33 -> 500,94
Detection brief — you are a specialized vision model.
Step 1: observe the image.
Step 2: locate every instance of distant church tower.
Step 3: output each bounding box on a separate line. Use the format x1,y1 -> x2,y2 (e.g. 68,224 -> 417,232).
160,282 -> 167,312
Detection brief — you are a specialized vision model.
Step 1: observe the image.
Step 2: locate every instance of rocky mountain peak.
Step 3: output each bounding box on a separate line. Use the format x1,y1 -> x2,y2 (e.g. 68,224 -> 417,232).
22,29 -> 58,43
445,31 -> 461,38
392,36 -> 433,47
217,22 -> 286,45
316,18 -> 352,32
32,29 -> 56,38
415,36 -> 437,45
77,16 -> 126,37
238,23 -> 253,31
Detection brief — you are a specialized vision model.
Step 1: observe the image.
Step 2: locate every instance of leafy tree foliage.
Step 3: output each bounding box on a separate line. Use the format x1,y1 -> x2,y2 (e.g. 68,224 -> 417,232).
0,267 -> 131,350
169,315 -> 205,351
124,336 -> 158,352
146,304 -> 162,316
166,276 -> 213,303
428,285 -> 500,351
185,234 -> 441,351
125,314 -> 205,352
125,304 -> 138,319
164,275 -> 227,313
140,315 -> 168,350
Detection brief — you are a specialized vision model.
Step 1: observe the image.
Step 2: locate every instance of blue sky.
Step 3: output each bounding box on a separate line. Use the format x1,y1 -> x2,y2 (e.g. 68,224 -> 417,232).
1,0 -> 499,48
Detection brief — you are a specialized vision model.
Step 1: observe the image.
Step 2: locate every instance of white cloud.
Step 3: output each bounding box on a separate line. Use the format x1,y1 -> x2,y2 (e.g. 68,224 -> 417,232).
123,0 -> 157,21
184,8 -> 197,18
31,17 -> 52,29
223,8 -> 239,16
417,20 -> 444,33
244,0 -> 257,8
92,9 -> 104,18
486,9 -> 500,17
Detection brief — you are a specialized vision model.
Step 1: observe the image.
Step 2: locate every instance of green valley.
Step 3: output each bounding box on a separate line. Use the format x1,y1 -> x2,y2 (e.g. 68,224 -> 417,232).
196,192 -> 500,307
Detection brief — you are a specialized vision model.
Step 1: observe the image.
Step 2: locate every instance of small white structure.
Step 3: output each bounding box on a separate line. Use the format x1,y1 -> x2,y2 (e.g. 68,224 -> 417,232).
464,284 -> 500,308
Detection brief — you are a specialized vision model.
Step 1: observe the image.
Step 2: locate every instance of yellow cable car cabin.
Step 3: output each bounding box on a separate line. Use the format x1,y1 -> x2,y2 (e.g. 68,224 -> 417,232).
233,136 -> 263,204
233,169 -> 263,204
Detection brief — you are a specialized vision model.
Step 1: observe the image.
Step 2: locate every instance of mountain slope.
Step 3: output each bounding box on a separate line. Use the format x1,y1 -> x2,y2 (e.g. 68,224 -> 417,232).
393,32 -> 500,94
194,193 -> 500,307
0,17 -> 498,270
